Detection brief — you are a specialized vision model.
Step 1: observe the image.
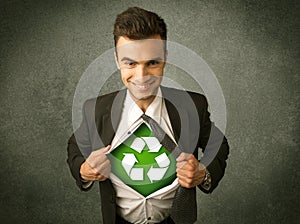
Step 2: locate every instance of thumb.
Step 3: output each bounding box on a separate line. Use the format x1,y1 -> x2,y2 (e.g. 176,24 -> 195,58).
103,145 -> 111,153
90,145 -> 111,157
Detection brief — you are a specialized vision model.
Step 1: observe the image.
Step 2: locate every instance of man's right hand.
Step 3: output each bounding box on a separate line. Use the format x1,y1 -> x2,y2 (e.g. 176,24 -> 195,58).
80,145 -> 111,181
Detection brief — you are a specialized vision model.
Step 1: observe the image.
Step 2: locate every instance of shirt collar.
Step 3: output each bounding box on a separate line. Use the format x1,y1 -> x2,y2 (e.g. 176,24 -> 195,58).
124,87 -> 163,127
145,88 -> 163,124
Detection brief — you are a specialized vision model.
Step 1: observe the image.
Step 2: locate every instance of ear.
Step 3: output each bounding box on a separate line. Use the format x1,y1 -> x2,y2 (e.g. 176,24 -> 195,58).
163,49 -> 168,68
164,49 -> 168,63
114,51 -> 120,70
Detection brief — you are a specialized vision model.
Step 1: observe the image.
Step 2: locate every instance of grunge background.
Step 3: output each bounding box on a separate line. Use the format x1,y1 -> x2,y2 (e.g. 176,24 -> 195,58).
0,0 -> 299,223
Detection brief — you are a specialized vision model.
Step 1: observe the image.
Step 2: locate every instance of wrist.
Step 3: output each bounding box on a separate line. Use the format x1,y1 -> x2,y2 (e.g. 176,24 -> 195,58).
200,169 -> 211,190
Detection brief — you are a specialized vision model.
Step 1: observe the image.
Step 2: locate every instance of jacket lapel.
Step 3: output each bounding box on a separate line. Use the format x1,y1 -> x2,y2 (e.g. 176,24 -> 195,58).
96,90 -> 127,146
161,87 -> 181,144
161,86 -> 196,153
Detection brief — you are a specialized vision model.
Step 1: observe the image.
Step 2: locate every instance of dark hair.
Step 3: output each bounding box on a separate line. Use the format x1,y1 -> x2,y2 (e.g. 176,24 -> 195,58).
113,7 -> 167,47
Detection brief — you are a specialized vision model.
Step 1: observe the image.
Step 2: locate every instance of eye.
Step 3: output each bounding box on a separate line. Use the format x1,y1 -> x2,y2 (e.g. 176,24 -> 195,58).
122,61 -> 137,68
125,61 -> 136,66
147,60 -> 160,66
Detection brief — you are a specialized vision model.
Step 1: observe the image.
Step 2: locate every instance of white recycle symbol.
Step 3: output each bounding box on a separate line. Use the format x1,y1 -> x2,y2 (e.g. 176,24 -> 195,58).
122,137 -> 170,183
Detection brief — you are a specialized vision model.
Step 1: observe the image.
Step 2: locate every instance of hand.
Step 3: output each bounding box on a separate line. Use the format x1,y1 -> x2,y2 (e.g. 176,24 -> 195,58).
80,145 -> 111,181
176,152 -> 206,188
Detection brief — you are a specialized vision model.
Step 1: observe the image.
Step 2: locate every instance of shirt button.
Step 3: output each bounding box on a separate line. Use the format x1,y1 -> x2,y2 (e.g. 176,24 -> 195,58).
147,217 -> 151,220
128,131 -> 131,135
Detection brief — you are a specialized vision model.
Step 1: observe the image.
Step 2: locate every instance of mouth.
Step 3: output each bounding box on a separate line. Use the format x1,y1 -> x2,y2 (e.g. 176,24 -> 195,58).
131,80 -> 155,91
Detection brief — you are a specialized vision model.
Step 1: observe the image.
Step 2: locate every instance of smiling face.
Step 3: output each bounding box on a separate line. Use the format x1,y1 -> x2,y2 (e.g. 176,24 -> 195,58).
115,35 -> 166,111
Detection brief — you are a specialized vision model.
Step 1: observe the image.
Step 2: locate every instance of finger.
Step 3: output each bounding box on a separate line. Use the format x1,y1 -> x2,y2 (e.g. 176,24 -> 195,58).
83,160 -> 108,178
96,162 -> 111,181
80,161 -> 98,179
95,173 -> 107,181
177,166 -> 206,180
177,169 -> 193,179
87,157 -> 107,168
176,152 -> 192,162
99,160 -> 111,177
81,172 -> 99,181
187,156 -> 199,169
86,167 -> 109,181
198,162 -> 206,171
92,145 -> 111,156
177,166 -> 199,179
177,172 -> 205,188
176,160 -> 188,169
87,150 -> 110,167
100,166 -> 111,178
177,175 -> 195,188
93,159 -> 111,174
103,145 -> 111,153
91,145 -> 111,156
176,160 -> 194,171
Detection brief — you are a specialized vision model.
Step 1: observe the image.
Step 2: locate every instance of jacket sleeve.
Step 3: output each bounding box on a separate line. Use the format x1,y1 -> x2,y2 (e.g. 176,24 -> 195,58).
197,95 -> 229,193
67,100 -> 94,191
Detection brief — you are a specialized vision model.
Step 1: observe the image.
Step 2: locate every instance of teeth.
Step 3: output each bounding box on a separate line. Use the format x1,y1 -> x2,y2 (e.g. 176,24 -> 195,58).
135,83 -> 150,89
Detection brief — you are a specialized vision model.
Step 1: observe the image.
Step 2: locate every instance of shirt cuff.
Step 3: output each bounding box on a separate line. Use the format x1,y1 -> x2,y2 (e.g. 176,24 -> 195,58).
81,179 -> 94,189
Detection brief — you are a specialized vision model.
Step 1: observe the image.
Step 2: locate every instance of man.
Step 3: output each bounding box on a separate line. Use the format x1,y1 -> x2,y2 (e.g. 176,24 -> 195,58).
67,7 -> 229,224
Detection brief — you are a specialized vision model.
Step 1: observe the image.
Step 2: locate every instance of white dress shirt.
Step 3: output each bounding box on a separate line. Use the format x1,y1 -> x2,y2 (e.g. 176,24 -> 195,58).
108,88 -> 179,224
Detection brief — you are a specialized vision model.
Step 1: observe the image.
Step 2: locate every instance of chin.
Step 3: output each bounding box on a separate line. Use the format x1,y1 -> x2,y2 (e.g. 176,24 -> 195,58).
131,90 -> 157,102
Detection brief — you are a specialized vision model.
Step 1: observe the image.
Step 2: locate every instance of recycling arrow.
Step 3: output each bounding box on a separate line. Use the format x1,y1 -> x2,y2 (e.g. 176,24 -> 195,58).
130,137 -> 145,153
147,167 -> 169,182
131,137 -> 162,153
122,153 -> 143,180
147,152 -> 170,182
154,152 -> 170,167
143,137 -> 162,152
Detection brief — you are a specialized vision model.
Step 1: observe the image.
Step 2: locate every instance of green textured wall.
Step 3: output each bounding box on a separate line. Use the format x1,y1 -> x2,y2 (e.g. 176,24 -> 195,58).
1,0 -> 299,223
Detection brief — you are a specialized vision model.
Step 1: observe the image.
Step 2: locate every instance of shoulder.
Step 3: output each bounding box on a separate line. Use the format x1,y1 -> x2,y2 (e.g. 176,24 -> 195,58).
96,90 -> 123,104
160,86 -> 208,106
82,89 -> 126,113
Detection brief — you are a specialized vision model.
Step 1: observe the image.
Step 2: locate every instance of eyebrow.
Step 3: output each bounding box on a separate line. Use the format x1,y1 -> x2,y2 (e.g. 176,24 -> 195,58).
120,57 -> 136,62
120,57 -> 164,62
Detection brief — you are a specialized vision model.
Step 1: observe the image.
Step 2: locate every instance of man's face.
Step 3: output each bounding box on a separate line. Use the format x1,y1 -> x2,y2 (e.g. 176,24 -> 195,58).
115,35 -> 166,105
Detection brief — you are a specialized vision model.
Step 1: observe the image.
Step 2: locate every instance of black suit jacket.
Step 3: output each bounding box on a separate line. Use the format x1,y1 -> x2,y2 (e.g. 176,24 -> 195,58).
67,86 -> 229,224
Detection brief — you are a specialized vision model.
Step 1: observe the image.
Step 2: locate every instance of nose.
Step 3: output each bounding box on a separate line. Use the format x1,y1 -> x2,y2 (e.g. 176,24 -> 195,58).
135,64 -> 148,78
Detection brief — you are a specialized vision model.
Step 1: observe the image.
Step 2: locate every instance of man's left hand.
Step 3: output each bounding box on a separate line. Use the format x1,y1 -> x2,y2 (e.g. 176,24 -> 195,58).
176,152 -> 206,188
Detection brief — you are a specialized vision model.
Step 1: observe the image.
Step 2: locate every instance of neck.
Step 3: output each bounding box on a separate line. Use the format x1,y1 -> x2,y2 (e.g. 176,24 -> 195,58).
134,96 -> 156,112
